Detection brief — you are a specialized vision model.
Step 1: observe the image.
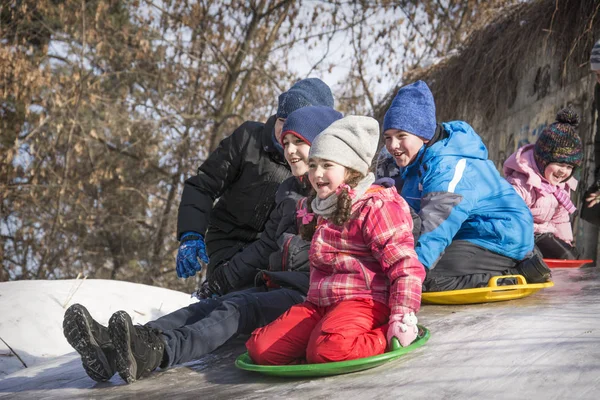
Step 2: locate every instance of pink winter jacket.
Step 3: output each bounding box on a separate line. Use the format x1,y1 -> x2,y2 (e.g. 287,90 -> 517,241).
503,144 -> 577,244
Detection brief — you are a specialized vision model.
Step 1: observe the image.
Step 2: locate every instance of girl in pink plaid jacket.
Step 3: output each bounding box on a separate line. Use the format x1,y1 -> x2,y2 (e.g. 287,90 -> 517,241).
246,116 -> 426,365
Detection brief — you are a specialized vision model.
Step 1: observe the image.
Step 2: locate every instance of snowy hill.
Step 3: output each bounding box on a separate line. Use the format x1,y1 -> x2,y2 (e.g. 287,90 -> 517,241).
0,279 -> 195,378
0,269 -> 599,399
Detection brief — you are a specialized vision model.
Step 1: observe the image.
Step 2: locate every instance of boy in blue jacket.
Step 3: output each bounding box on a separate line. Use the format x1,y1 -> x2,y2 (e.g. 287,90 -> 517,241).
381,80 -> 550,291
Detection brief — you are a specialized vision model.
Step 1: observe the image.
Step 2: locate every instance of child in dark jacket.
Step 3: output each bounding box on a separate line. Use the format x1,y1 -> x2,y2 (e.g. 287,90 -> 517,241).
246,116 -> 426,365
504,108 -> 583,260
176,78 -> 334,286
381,80 -> 548,291
62,106 -> 342,384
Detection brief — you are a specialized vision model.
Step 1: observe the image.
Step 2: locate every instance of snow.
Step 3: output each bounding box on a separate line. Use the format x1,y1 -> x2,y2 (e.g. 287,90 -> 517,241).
0,279 -> 195,378
0,269 -> 599,399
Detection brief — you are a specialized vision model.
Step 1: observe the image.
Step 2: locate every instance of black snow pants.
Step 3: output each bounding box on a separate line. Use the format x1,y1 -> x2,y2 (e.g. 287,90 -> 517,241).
422,240 -> 521,292
146,287 -> 305,367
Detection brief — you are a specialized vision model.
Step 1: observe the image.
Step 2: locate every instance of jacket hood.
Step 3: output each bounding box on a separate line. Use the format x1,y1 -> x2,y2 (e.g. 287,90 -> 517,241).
504,144 -> 577,191
421,121 -> 488,164
261,115 -> 279,152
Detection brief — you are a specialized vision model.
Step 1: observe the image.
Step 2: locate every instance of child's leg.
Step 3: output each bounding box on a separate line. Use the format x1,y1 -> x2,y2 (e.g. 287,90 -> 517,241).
158,288 -> 305,367
246,301 -> 323,365
535,233 -> 580,259
423,240 -> 519,291
146,296 -> 223,331
306,299 -> 389,364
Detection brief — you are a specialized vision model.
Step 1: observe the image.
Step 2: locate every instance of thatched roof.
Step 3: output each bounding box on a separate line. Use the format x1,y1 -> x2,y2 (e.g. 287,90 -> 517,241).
376,0 -> 600,125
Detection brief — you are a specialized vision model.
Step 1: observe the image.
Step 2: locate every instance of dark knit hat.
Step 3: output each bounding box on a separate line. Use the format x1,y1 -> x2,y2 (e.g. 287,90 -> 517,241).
534,107 -> 583,174
277,78 -> 334,119
382,80 -> 437,140
590,39 -> 600,71
280,106 -> 343,146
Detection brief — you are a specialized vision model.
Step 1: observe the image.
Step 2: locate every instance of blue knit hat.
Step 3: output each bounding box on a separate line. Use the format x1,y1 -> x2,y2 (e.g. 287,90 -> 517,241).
383,80 -> 437,140
280,106 -> 343,145
277,78 -> 334,119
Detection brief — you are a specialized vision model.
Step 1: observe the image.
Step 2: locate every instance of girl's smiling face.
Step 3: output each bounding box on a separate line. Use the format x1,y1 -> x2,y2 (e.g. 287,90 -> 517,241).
383,129 -> 427,167
282,133 -> 311,177
544,162 -> 574,185
308,157 -> 347,199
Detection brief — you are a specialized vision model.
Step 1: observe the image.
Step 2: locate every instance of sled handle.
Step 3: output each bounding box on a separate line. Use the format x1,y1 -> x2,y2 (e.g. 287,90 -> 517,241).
487,274 -> 526,287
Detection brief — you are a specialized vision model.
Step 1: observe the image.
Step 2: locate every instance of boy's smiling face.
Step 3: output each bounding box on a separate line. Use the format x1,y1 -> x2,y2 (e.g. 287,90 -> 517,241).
308,157 -> 347,199
383,129 -> 427,167
282,133 -> 311,177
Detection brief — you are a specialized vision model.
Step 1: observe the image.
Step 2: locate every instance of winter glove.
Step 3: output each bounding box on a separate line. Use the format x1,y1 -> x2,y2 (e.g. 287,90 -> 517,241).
192,264 -> 233,299
374,177 -> 395,188
271,233 -> 310,273
176,232 -> 209,278
193,280 -> 219,300
209,263 -> 233,295
386,312 -> 418,348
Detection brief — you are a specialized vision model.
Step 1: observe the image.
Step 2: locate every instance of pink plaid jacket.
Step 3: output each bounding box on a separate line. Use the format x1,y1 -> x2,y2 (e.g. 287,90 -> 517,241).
306,185 -> 426,316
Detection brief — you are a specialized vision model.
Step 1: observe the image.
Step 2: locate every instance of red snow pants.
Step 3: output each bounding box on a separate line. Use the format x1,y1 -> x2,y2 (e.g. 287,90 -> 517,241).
246,298 -> 389,365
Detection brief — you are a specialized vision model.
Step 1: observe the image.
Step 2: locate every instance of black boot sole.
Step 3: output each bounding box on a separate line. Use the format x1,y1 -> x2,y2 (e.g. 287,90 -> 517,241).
109,311 -> 138,384
63,304 -> 115,382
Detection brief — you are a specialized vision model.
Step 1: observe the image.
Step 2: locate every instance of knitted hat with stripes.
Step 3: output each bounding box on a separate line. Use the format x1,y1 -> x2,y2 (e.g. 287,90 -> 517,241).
534,107 -> 583,174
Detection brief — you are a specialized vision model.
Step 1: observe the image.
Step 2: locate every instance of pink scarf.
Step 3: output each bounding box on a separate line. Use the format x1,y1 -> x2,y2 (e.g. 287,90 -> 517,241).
540,182 -> 576,214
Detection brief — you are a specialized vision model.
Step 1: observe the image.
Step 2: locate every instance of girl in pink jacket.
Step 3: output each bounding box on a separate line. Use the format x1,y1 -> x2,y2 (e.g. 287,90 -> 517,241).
246,116 -> 425,365
503,108 -> 583,260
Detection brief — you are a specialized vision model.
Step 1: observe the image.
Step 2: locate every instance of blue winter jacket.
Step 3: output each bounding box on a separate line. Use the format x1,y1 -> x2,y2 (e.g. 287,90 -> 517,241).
397,121 -> 534,268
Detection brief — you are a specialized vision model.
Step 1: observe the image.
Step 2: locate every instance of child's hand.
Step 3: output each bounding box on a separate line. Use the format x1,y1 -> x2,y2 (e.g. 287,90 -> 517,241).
387,312 -> 418,348
586,190 -> 600,207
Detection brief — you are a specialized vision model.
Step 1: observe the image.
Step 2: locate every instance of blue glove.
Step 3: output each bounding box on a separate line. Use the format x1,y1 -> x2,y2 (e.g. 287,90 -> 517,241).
176,232 -> 209,278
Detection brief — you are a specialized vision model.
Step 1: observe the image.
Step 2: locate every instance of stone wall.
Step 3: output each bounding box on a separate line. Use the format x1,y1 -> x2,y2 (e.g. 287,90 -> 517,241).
463,51 -> 598,259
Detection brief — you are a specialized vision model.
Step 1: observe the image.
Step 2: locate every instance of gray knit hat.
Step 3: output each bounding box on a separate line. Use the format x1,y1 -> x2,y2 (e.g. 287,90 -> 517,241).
309,116 -> 379,175
591,39 -> 600,71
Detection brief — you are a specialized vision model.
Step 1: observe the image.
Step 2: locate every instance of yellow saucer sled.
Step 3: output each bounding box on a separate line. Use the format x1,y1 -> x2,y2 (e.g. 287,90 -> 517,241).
422,275 -> 554,305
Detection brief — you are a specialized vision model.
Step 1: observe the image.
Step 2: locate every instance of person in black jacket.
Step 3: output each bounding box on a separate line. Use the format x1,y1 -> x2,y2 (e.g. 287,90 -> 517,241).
176,78 -> 335,283
582,39 -> 600,225
199,106 -> 351,296
62,106 -> 343,384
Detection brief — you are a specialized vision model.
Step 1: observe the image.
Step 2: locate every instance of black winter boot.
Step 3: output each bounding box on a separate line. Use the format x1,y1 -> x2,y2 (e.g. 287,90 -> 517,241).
512,252 -> 552,284
108,310 -> 166,384
63,304 -> 117,382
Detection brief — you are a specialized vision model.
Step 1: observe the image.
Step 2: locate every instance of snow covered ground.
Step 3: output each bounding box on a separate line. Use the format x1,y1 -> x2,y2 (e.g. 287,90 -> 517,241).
1,269 -> 599,399
0,279 -> 195,378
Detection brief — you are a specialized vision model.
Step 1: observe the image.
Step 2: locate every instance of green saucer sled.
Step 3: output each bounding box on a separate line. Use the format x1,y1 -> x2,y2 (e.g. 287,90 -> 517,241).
235,325 -> 430,377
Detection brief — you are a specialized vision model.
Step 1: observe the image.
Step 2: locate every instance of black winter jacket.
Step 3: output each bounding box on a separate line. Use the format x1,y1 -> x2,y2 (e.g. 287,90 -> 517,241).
581,83 -> 600,225
177,116 -> 291,258
593,83 -> 600,182
224,175 -> 312,291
